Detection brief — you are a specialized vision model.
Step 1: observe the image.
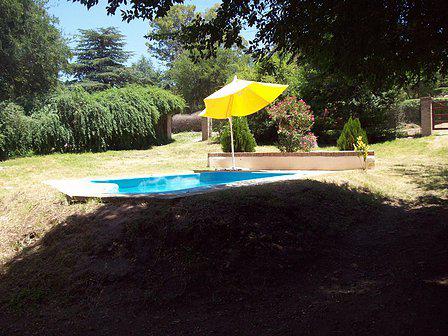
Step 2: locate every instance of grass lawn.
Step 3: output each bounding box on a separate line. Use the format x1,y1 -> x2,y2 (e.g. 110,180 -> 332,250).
0,132 -> 447,335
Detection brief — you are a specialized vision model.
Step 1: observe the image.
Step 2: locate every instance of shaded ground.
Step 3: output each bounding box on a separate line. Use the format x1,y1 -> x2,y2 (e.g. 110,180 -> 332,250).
0,179 -> 447,336
0,133 -> 447,335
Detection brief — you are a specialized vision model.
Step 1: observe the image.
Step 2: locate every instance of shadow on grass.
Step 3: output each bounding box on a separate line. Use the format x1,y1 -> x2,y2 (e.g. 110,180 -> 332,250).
0,179 -> 447,335
394,163 -> 448,206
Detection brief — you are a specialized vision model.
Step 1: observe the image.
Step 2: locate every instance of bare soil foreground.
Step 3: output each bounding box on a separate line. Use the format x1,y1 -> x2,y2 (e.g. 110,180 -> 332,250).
0,133 -> 447,335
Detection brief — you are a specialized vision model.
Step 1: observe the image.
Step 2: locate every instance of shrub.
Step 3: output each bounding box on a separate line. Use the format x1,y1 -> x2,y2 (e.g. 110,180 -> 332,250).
220,117 -> 256,152
0,85 -> 185,159
298,69 -> 400,143
0,102 -> 33,159
267,96 -> 317,152
94,86 -> 158,149
94,85 -> 185,148
51,87 -> 112,152
247,108 -> 278,145
336,117 -> 368,150
172,112 -> 202,133
31,106 -> 72,154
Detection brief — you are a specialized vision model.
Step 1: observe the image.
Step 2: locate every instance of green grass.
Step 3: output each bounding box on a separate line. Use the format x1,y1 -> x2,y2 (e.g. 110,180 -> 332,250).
0,131 -> 447,264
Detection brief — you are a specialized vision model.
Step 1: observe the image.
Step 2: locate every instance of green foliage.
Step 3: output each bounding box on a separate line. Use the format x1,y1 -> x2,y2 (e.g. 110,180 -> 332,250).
246,109 -> 278,145
267,97 -> 317,152
168,48 -> 250,112
93,85 -> 184,149
128,56 -> 161,86
237,54 -> 301,95
146,4 -> 196,64
1,85 -> 185,158
72,27 -> 133,92
75,1 -> 448,96
337,117 -> 368,151
0,102 -> 33,159
397,99 -> 420,124
220,117 -> 256,153
50,87 -> 113,152
433,87 -> 448,97
31,107 -> 72,154
237,54 -> 301,144
0,0 -> 70,103
298,67 -> 399,144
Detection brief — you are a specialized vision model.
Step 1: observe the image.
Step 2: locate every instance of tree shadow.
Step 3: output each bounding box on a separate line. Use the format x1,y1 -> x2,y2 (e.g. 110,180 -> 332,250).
0,179 -> 447,335
393,163 -> 448,206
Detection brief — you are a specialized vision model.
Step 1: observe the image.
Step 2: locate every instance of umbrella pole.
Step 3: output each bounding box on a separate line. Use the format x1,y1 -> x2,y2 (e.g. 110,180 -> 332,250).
228,117 -> 236,170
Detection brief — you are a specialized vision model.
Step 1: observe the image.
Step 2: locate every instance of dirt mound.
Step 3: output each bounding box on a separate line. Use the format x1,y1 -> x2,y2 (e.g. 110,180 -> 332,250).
0,180 -> 447,335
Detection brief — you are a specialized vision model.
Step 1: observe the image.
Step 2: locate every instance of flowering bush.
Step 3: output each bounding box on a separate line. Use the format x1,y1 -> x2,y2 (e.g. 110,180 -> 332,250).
267,96 -> 317,152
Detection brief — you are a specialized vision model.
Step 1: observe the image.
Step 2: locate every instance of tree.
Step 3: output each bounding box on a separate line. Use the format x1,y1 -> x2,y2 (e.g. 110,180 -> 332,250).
0,0 -> 70,106
128,56 -> 161,86
167,48 -> 249,111
237,54 -> 301,144
72,27 -> 133,91
73,0 -> 448,91
146,4 -> 196,64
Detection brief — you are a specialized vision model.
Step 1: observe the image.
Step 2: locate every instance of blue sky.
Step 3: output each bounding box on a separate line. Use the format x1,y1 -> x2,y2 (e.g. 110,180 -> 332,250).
46,0 -> 222,67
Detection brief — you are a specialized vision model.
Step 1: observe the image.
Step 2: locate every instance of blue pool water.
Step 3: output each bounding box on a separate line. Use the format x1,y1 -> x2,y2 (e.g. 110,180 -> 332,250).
90,171 -> 294,195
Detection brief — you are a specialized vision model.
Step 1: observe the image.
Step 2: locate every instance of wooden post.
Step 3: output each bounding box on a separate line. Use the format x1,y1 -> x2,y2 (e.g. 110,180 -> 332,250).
166,114 -> 172,141
202,117 -> 210,141
420,97 -> 433,136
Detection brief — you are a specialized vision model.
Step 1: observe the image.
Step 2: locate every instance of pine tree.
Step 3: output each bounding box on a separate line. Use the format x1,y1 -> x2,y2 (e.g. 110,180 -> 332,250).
220,117 -> 257,152
73,27 -> 133,91
337,117 -> 368,150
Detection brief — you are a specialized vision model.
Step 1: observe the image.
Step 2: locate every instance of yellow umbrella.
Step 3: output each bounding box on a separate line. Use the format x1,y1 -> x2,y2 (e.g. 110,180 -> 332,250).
200,75 -> 288,169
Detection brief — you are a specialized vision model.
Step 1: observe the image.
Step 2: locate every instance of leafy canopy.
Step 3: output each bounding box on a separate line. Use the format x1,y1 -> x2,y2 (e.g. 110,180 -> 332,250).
0,0 -> 70,104
167,48 -> 250,111
73,0 -> 448,90
129,56 -> 161,86
146,4 -> 196,64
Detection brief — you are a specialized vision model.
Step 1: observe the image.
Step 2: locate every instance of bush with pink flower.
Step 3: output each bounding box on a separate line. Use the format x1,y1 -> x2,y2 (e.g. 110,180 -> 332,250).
266,96 -> 317,152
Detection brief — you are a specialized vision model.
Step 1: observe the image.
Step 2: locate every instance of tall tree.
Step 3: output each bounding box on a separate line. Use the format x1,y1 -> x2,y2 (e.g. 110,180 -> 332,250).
0,0 -> 70,106
146,4 -> 196,64
167,48 -> 250,111
128,56 -> 161,86
73,27 -> 133,91
73,0 -> 448,91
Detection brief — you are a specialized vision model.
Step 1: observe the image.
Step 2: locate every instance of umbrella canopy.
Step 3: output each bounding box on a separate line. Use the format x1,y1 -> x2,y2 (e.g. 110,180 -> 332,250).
201,76 -> 288,169
200,76 -> 288,119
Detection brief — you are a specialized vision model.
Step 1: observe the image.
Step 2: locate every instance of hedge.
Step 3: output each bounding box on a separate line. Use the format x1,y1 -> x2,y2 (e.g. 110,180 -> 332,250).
0,85 -> 185,159
172,112 -> 202,133
0,102 -> 33,159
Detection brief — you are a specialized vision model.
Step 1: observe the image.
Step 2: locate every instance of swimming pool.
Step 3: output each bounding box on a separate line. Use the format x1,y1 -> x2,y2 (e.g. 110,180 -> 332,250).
90,171 -> 295,195
46,171 -> 329,201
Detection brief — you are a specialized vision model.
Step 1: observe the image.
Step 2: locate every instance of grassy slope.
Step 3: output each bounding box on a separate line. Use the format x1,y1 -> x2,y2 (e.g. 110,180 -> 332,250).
319,134 -> 448,203
0,132 -> 447,335
0,132 -> 446,263
0,133 -> 279,262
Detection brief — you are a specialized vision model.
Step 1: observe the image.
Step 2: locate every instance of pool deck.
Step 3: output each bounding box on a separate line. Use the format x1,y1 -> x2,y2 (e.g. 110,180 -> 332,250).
45,170 -> 335,203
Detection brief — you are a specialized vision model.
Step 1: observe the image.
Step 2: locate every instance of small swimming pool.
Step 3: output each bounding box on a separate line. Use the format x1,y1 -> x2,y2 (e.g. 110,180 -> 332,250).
90,171 -> 295,195
46,170 -> 329,201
